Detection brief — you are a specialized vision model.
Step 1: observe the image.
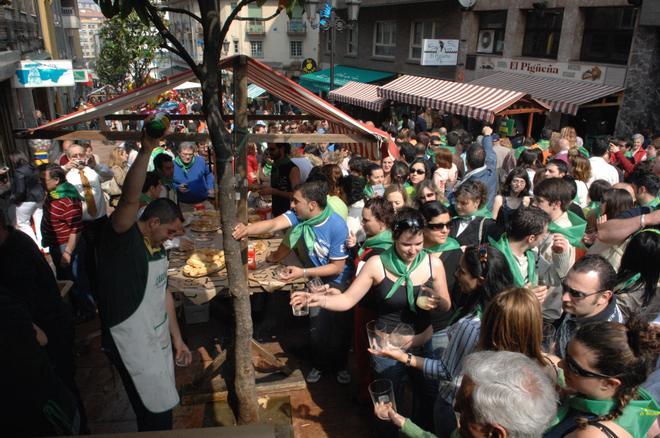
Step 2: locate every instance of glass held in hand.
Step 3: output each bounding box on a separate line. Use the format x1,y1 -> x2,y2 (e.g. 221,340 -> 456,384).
307,277 -> 325,294
369,379 -> 397,421
416,285 -> 440,310
387,323 -> 414,352
272,264 -> 287,280
290,291 -> 309,316
366,320 -> 389,352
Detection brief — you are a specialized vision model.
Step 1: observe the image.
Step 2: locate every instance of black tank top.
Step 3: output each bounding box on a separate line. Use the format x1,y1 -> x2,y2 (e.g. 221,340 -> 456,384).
371,255 -> 433,334
271,160 -> 297,217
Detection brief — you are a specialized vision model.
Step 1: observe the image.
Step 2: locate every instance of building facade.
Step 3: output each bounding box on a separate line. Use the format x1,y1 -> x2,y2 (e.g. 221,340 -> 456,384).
77,2 -> 105,62
320,0 -> 463,79
164,0 -> 319,79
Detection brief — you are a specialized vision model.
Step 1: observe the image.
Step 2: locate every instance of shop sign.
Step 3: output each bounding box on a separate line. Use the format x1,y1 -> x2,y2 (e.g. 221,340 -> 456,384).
301,58 -> 317,74
13,60 -> 75,88
476,56 -> 607,84
421,39 -> 459,66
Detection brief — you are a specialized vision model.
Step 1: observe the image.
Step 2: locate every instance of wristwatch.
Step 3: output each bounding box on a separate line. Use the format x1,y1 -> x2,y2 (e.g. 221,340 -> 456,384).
406,353 -> 412,366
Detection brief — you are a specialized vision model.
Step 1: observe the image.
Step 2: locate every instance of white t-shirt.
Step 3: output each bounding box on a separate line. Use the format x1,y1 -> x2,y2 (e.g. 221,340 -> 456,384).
588,157 -> 619,186
291,157 -> 313,183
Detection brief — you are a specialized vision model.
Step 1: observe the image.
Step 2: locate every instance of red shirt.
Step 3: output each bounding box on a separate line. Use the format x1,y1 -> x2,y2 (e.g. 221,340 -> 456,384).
247,153 -> 259,184
42,197 -> 83,246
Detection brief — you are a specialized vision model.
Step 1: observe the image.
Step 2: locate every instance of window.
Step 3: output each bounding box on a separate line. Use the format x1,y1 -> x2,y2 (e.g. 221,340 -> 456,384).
290,41 -> 303,58
581,7 -> 636,65
347,24 -> 358,55
250,41 -> 263,58
522,9 -> 563,59
409,21 -> 442,60
248,3 -> 262,18
233,40 -> 239,54
478,11 -> 506,54
373,21 -> 396,58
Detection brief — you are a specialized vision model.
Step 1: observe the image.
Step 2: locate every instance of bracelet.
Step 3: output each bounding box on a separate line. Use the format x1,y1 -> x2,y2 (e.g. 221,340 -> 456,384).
303,268 -> 307,279
640,214 -> 646,229
406,353 -> 412,367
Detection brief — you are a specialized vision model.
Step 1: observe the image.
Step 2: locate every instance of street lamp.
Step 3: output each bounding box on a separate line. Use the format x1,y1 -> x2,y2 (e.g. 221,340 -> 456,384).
222,39 -> 230,55
305,0 -> 361,92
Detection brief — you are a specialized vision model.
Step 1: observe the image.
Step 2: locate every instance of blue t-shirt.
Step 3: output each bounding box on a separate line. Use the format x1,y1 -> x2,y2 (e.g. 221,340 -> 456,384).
284,210 -> 350,285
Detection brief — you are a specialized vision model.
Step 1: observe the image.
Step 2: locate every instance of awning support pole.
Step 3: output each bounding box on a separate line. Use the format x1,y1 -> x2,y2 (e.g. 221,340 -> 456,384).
527,112 -> 534,138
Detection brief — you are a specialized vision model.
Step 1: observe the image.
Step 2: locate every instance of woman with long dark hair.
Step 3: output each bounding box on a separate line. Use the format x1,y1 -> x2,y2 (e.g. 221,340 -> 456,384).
587,188 -> 635,270
408,158 -> 432,197
491,167 -> 532,222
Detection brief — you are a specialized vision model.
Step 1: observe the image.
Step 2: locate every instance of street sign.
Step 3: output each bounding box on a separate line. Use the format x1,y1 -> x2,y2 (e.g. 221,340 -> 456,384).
421,39 -> 459,66
12,60 -> 75,88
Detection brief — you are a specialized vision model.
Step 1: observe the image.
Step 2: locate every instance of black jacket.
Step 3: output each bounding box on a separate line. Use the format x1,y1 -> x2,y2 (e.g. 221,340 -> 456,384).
10,164 -> 45,204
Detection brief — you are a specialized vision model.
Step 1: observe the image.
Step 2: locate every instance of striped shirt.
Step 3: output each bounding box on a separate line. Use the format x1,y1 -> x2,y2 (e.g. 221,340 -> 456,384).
42,197 -> 83,246
423,311 -> 481,405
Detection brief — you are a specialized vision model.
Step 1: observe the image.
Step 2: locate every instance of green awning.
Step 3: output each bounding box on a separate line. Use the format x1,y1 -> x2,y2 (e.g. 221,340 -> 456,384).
299,66 -> 395,94
248,83 -> 267,99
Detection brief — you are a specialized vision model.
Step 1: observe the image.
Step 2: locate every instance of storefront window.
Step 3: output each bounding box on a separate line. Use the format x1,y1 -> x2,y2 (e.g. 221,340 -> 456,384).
581,7 -> 636,65
522,9 -> 563,59
477,11 -> 506,55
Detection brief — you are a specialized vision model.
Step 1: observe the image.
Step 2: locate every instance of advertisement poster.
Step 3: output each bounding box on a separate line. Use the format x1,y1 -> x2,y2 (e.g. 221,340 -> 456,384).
13,60 -> 75,88
421,39 -> 459,66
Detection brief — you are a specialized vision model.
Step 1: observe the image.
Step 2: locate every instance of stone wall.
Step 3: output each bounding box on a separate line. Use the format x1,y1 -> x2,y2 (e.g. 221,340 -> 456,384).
615,27 -> 660,135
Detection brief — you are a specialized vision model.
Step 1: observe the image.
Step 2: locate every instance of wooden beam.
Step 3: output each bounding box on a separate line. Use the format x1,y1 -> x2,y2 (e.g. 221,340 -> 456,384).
496,108 -> 546,116
14,130 -> 375,144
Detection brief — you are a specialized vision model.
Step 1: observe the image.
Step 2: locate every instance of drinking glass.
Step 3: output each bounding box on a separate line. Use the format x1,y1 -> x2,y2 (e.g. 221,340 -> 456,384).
369,379 -> 397,420
272,265 -> 287,279
366,320 -> 388,352
388,323 -> 414,351
290,291 -> 309,316
416,286 -> 439,310
308,277 -> 325,294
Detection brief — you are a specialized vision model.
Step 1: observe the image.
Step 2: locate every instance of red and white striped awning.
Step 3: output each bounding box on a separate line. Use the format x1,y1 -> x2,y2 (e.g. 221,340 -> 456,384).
469,72 -> 624,115
329,81 -> 388,112
377,75 -> 536,124
33,56 -> 390,159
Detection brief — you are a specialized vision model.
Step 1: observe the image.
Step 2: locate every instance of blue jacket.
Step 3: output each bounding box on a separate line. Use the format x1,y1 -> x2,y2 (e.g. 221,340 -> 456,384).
455,135 -> 498,209
173,156 -> 214,204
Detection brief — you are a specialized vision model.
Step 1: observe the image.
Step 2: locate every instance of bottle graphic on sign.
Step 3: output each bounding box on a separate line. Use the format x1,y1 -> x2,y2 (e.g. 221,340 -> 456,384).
28,65 -> 42,85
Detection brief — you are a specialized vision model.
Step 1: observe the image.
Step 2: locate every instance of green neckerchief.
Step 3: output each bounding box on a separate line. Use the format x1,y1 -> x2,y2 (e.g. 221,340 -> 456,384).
140,193 -> 153,205
455,205 -> 492,220
514,147 -> 527,160
263,162 -> 272,176
49,182 -> 82,200
614,272 -> 642,293
379,246 -> 426,313
536,139 -> 550,151
624,150 -> 634,158
424,237 -> 460,254
585,201 -> 600,218
363,184 -> 374,199
642,197 -> 659,210
488,234 -> 536,287
269,156 -> 293,184
174,155 -> 194,175
577,146 -> 590,158
448,303 -> 483,326
283,206 -> 332,253
550,388 -> 660,438
404,181 -> 415,197
548,210 -> 586,248
358,229 -> 393,257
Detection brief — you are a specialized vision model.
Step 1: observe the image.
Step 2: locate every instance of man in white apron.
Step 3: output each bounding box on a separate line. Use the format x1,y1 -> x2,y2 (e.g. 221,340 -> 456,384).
96,127 -> 191,431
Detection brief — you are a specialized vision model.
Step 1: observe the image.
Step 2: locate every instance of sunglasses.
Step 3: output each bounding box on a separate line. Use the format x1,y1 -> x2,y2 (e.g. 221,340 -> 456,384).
410,169 -> 426,175
564,353 -> 615,379
393,218 -> 424,233
562,282 -> 605,300
426,222 -> 450,230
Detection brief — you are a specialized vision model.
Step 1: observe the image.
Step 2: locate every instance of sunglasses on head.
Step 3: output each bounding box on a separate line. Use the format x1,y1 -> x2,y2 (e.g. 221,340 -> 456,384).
393,218 -> 424,233
562,282 -> 604,300
411,169 -> 426,175
426,222 -> 450,230
565,353 -> 616,379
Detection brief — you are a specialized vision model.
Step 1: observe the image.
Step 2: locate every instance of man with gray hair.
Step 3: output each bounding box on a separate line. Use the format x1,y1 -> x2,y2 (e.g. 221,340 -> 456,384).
172,141 -> 214,207
378,351 -> 557,437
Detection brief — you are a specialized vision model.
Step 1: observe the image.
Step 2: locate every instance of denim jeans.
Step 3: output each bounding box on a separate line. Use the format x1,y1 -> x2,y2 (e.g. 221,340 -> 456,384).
49,242 -> 95,318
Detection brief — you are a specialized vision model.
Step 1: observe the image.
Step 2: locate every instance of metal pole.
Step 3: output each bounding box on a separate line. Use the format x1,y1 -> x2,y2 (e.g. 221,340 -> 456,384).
329,11 -> 335,92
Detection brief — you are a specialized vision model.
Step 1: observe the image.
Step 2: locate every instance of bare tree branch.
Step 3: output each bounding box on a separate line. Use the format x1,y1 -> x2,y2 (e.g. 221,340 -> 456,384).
160,42 -> 184,60
157,6 -> 202,24
141,3 -> 202,78
234,7 -> 282,21
218,0 -> 258,44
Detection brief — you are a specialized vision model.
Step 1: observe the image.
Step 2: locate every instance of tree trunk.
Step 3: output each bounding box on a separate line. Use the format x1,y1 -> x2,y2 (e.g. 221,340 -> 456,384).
198,0 -> 258,424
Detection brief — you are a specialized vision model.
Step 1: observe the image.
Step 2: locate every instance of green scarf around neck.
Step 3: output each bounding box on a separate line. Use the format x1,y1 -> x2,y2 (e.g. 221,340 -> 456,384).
548,210 -> 586,248
424,237 -> 460,254
174,155 -> 194,175
489,234 -> 536,287
140,192 -> 153,206
643,197 -> 659,210
358,229 -> 393,258
283,206 -> 332,253
550,388 -> 659,438
455,205 -> 493,220
379,246 -> 427,313
363,184 -> 374,199
50,182 -> 82,200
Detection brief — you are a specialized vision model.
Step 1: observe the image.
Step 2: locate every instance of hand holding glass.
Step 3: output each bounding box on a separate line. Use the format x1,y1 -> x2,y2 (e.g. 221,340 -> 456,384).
290,291 -> 309,316
416,286 -> 440,310
369,379 -> 397,421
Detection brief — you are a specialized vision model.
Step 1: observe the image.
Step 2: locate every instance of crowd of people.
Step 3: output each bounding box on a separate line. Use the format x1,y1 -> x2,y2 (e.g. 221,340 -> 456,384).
1,101 -> 659,437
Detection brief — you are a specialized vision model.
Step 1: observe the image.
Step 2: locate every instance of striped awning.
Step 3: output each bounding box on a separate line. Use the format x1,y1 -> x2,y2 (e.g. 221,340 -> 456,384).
377,75 -> 535,123
469,72 -> 624,115
329,81 -> 388,112
31,56 -> 389,160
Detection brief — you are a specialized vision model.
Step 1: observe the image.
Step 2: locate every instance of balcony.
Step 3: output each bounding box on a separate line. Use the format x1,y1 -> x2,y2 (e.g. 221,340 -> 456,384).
246,21 -> 265,36
287,20 -> 307,36
61,7 -> 80,29
0,18 -> 43,53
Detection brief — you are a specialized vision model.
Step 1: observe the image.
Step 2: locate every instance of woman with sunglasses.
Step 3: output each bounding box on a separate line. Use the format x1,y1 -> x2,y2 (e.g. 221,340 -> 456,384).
545,318 -> 660,438
420,201 -> 463,359
369,244 -> 514,437
292,208 -> 451,435
409,158 -> 432,198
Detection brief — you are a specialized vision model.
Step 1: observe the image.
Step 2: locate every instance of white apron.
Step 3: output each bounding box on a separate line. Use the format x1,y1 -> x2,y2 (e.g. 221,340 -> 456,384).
110,255 -> 179,413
